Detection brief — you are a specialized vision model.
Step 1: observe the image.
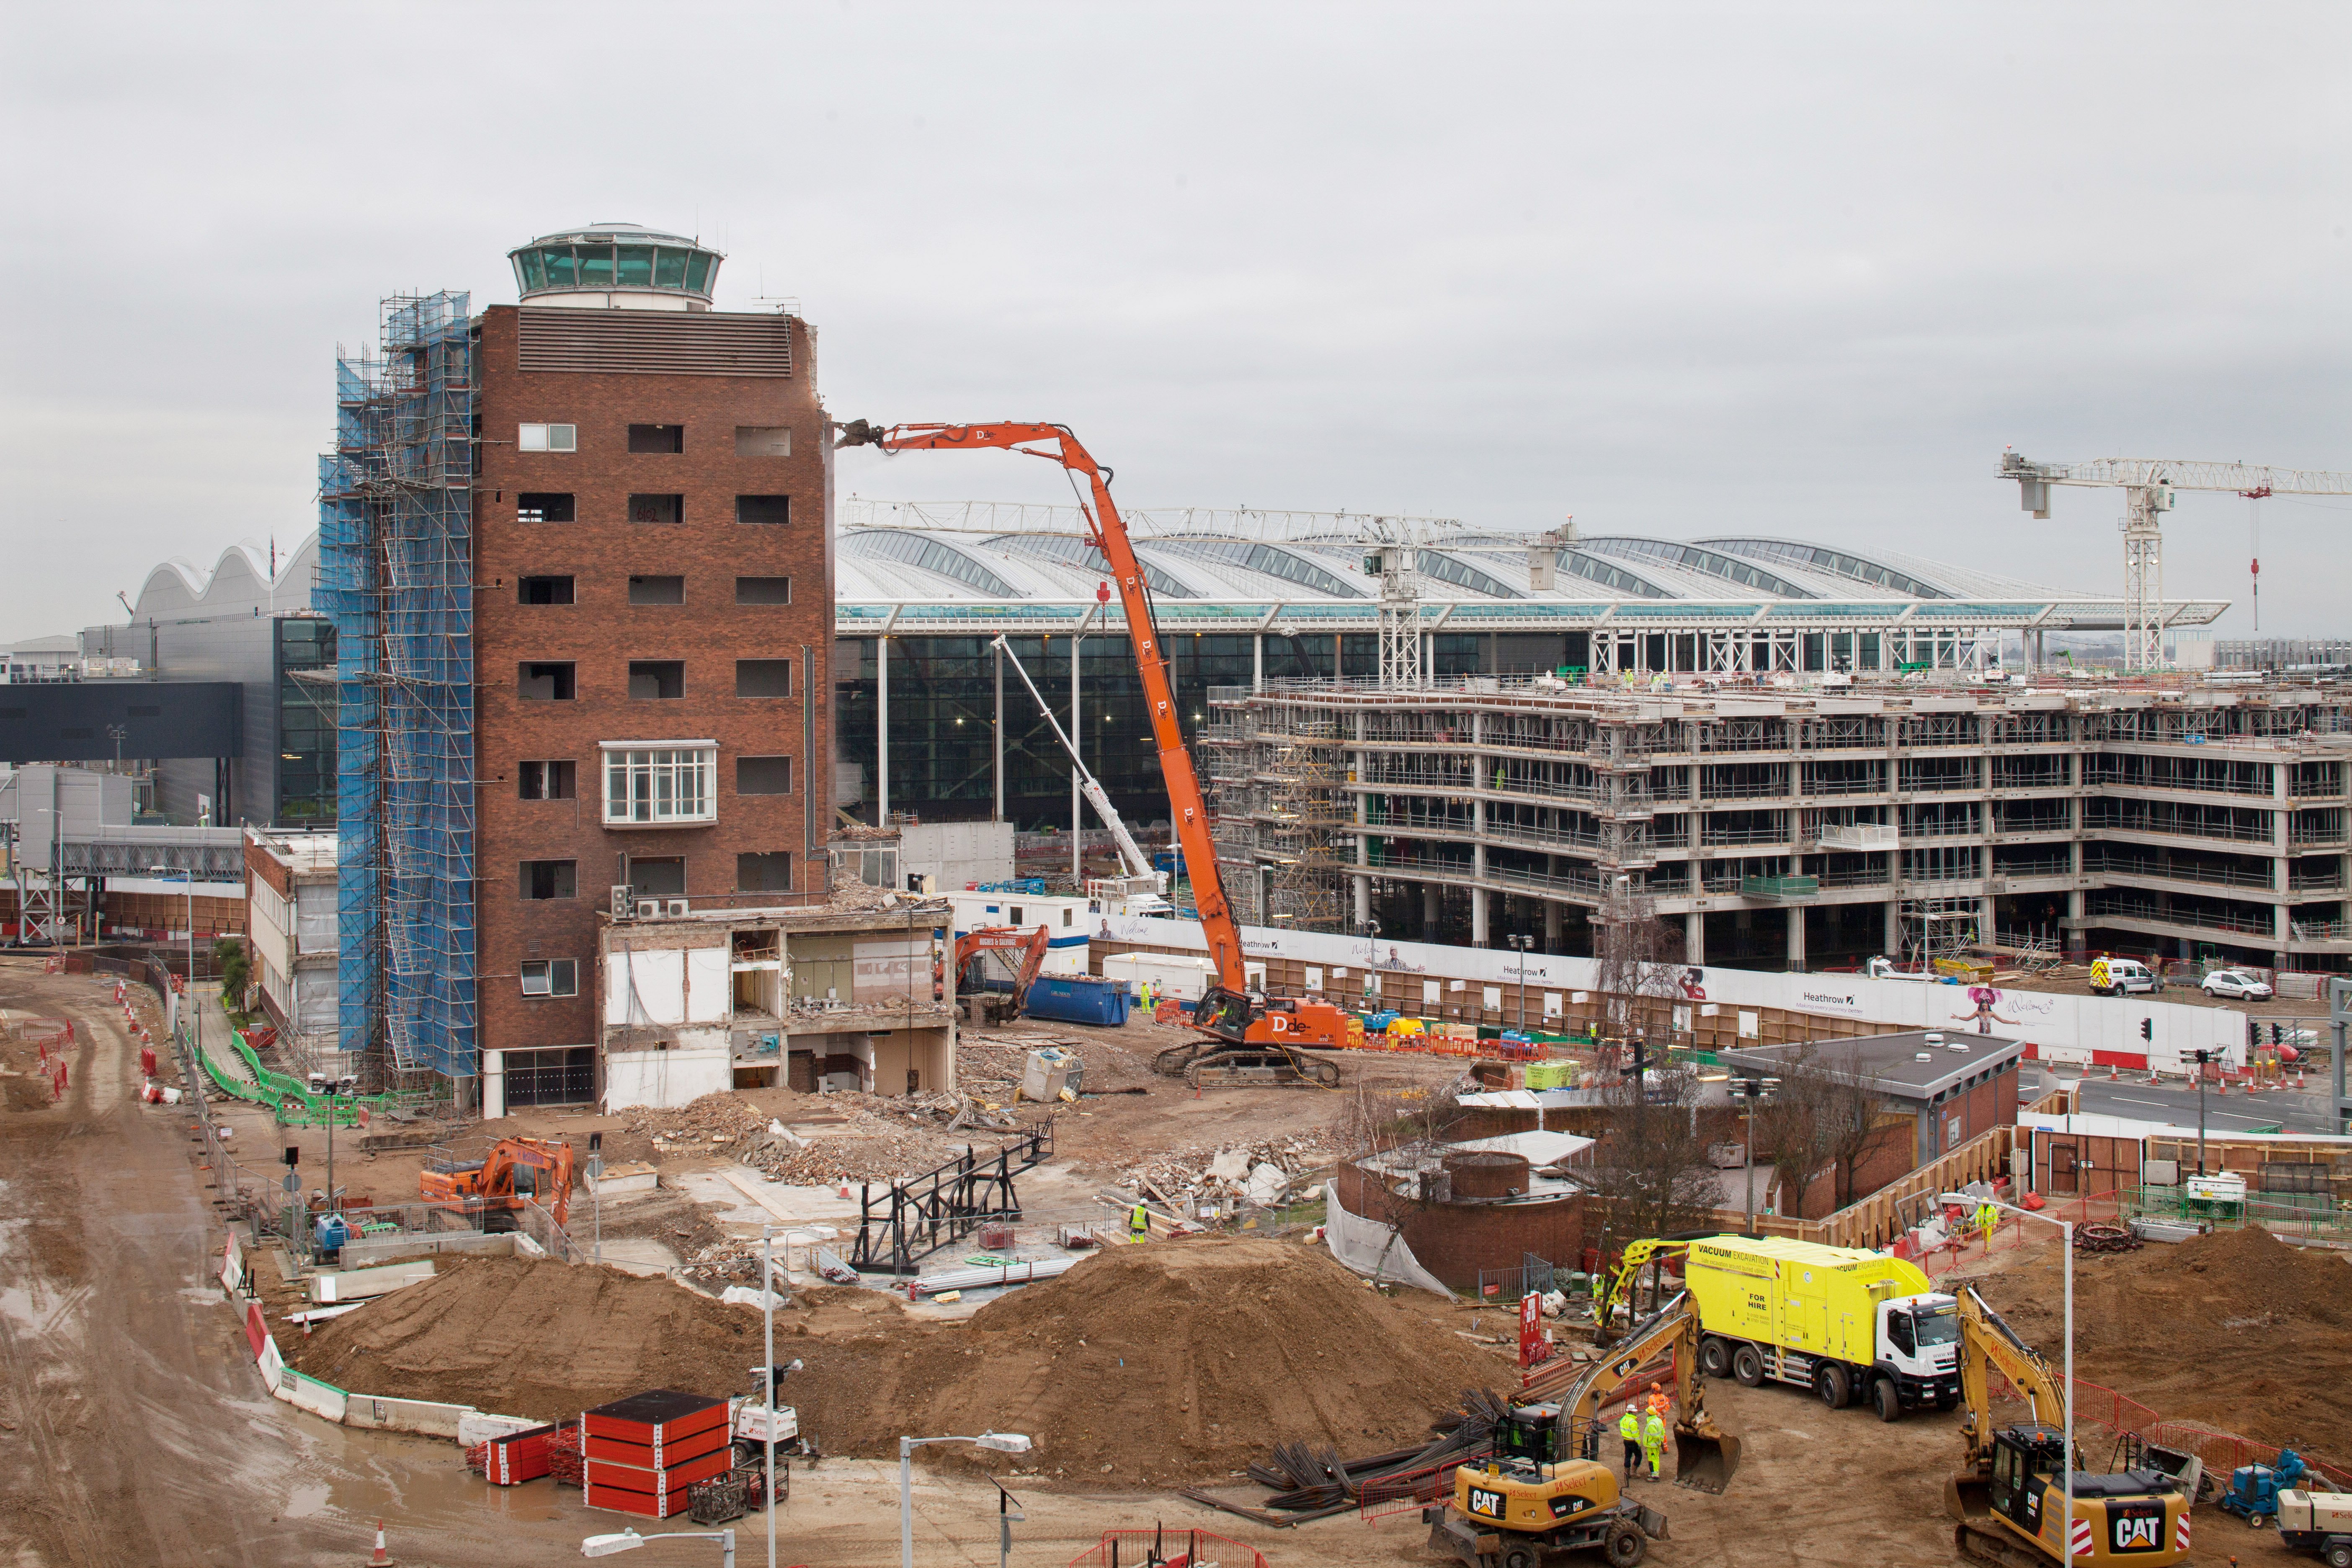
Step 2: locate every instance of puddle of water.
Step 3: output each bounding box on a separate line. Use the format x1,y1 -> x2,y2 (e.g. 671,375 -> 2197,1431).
281,1482 -> 332,1519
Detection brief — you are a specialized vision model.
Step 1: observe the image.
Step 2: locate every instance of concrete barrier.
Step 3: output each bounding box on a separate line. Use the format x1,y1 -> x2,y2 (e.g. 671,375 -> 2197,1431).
343,1395 -> 476,1439
338,1230 -> 516,1269
309,1259 -> 436,1304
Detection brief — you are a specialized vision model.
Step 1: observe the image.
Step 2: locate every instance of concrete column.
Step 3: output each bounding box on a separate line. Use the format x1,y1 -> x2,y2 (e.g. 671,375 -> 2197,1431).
1334,632 -> 1343,681
1422,882 -> 1440,940
1545,899 -> 1563,949
1471,886 -> 1490,947
1979,895 -> 1997,948
1786,905 -> 1807,971
1883,899 -> 1901,956
993,641 -> 1005,822
1354,873 -> 1371,927
876,635 -> 889,822
1685,909 -> 1706,964
1072,631 -> 1083,885
1253,632 -> 1264,691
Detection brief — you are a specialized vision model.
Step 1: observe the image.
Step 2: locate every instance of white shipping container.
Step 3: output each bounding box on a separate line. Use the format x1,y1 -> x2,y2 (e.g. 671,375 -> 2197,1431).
1101,951 -> 1219,1002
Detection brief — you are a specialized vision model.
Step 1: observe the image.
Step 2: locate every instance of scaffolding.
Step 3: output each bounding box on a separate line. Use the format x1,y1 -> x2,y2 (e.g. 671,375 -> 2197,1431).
1263,723 -> 1349,932
319,293 -> 476,1087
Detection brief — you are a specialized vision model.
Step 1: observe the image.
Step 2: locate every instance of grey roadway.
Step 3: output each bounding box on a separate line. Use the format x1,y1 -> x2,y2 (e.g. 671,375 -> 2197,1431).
2019,1062 -> 2344,1135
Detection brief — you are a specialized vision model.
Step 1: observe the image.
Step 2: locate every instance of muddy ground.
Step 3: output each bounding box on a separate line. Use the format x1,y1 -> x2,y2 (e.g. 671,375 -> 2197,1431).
1,955 -> 2334,1568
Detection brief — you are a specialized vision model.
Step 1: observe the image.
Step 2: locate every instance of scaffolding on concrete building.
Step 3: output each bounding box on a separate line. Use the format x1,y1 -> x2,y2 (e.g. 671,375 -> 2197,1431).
1263,722 -> 1349,932
318,292 -> 477,1088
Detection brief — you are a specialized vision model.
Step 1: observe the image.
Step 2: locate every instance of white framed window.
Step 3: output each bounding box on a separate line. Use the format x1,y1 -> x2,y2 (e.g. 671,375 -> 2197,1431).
600,740 -> 720,825
519,423 -> 578,453
521,959 -> 578,997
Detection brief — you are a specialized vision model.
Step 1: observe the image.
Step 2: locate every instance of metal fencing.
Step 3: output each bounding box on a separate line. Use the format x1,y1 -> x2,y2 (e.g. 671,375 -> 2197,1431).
1475,1251 -> 1555,1302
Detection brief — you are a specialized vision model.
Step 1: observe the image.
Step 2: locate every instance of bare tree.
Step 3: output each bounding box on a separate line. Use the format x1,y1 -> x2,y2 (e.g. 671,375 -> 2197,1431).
1749,1046 -> 1834,1220
1583,1055 -> 1721,1282
1813,1044 -> 1888,1210
1591,881 -> 1686,1054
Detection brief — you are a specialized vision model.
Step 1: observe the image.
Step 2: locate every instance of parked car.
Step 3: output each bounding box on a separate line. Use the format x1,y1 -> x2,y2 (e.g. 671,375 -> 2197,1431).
2202,967 -> 2275,1000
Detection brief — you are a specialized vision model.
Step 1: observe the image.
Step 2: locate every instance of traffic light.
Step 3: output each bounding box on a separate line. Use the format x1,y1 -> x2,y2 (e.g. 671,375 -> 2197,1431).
282,1145 -> 299,1168
2139,1018 -> 2153,1042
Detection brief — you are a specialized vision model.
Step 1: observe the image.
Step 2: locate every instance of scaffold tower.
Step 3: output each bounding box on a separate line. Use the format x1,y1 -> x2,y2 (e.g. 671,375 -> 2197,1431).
1264,721 -> 1349,931
318,292 -> 477,1086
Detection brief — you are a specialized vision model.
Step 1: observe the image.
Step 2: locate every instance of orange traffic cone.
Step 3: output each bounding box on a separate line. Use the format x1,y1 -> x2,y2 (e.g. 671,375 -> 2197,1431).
368,1520 -> 394,1566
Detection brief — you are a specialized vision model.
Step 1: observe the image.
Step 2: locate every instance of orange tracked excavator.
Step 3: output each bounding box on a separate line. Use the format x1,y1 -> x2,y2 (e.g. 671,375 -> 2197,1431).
954,923 -> 1052,1017
836,420 -> 1350,1087
420,1136 -> 576,1229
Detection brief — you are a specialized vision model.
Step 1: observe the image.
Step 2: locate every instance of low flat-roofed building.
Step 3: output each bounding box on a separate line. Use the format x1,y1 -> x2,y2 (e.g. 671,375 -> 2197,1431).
533,894 -> 957,1115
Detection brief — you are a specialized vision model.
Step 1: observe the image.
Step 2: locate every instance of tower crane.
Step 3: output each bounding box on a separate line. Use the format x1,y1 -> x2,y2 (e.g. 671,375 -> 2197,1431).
1998,452 -> 2352,671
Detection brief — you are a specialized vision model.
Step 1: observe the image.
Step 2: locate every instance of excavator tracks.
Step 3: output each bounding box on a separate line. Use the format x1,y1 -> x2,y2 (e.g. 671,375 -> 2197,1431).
1953,1520 -> 2059,1568
1153,1042 -> 1341,1089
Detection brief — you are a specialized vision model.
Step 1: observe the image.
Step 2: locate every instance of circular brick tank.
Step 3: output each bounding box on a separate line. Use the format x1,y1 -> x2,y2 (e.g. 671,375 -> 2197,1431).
1442,1150 -> 1531,1199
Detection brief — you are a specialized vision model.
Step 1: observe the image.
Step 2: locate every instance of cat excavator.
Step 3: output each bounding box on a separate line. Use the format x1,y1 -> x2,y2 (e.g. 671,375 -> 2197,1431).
1945,1285 -> 2190,1568
836,420 -> 1348,1088
1425,1291 -> 1740,1568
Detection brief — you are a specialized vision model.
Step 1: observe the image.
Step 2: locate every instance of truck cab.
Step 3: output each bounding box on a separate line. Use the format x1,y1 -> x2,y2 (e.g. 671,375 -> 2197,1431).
1875,1293 -> 1962,1413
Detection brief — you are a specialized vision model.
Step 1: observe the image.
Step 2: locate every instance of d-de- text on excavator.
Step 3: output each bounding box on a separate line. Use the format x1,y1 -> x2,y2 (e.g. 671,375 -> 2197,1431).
419,1136 -> 576,1230
1424,1291 -> 1741,1568
1945,1285 -> 2190,1568
835,419 -> 1354,1088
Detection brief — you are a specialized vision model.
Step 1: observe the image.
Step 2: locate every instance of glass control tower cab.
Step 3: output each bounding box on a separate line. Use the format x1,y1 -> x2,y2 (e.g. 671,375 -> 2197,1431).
507,222 -> 725,310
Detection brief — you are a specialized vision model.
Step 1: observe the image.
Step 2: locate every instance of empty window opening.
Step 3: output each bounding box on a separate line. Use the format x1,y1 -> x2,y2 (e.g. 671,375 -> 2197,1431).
518,423 -> 577,453
516,492 -> 575,523
629,661 -> 685,699
520,959 -> 579,997
627,423 -> 684,454
518,661 -> 576,701
735,426 -> 791,457
737,851 -> 794,892
518,760 -> 577,800
629,575 -> 686,605
629,493 -> 684,525
737,755 -> 792,795
628,856 -> 686,897
735,659 -> 792,698
735,576 -> 792,605
735,494 -> 791,526
518,575 -> 575,605
519,859 -> 577,900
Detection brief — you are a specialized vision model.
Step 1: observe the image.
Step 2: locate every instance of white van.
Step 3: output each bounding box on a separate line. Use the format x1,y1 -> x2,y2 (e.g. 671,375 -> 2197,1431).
2089,957 -> 2161,997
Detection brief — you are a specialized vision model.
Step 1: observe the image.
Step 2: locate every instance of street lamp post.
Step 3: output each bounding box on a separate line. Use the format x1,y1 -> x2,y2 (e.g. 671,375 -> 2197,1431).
900,1432 -> 1032,1568
750,1226 -> 802,1568
150,865 -> 196,1058
580,1527 -> 735,1564
1989,1197 -> 2075,1548
2192,1048 -> 2210,1175
1730,1076 -> 1777,1234
1506,934 -> 1534,1030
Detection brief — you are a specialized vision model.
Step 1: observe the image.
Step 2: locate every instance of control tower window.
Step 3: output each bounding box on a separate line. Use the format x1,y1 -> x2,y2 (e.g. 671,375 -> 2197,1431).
615,246 -> 655,287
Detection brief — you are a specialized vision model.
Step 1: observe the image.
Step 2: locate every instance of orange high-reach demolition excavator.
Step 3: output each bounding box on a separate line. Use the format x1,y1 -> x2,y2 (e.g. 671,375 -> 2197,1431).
836,420 -> 1355,1087
419,1136 -> 576,1229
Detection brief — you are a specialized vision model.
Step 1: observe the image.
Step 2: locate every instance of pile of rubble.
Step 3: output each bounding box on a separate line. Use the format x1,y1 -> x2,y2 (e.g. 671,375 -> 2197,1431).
735,1113 -> 967,1185
1118,1133 -> 1340,1214
624,1093 -> 769,1153
835,1088 -> 1022,1133
957,1029 -> 1156,1094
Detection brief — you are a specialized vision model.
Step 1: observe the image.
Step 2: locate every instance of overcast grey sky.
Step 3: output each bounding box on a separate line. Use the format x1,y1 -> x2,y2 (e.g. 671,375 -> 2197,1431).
4,3 -> 2347,640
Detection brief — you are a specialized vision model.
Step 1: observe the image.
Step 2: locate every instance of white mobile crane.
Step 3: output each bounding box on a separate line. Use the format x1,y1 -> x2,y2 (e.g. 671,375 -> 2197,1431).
1998,452 -> 2352,671
987,632 -> 1171,918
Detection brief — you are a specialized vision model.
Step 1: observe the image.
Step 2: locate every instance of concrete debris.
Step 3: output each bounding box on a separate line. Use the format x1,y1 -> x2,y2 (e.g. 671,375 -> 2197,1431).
1119,1134 -> 1339,1212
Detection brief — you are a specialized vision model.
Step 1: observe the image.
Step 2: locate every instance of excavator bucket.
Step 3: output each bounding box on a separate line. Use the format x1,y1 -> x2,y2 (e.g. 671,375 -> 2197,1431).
1945,1469 -> 1992,1522
1674,1423 -> 1740,1494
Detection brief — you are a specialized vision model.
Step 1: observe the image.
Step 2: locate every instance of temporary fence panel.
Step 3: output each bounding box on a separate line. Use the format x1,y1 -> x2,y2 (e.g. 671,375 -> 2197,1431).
1067,1530 -> 1268,1568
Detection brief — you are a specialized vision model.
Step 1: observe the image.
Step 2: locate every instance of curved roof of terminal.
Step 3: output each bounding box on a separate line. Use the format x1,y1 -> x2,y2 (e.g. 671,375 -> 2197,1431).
833,502 -> 2222,630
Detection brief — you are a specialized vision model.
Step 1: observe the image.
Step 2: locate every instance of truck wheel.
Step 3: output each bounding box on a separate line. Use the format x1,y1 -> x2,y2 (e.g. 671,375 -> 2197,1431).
1816,1365 -> 1850,1408
2321,1542 -> 2350,1568
1733,1345 -> 1764,1387
2247,1513 -> 2269,1531
1501,1546 -> 1541,1568
1605,1521 -> 1648,1567
1872,1377 -> 1902,1422
1700,1336 -> 1732,1377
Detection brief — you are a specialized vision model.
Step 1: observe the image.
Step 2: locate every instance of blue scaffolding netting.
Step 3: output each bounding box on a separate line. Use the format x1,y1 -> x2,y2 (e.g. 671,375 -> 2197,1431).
319,292 -> 476,1083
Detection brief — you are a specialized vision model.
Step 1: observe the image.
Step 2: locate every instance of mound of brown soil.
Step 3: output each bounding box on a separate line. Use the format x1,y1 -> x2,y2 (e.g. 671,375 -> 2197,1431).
291,1256 -> 775,1418
1974,1223 -> 2352,1461
787,1237 -> 1507,1483
289,1238 -> 1509,1486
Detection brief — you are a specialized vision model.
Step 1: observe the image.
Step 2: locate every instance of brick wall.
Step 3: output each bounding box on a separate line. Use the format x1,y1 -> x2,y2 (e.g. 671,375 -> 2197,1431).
1335,1161 -> 1587,1291
472,305 -> 835,1056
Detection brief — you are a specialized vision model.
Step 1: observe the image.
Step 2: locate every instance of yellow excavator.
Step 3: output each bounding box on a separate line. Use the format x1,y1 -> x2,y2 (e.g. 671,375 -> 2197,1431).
1946,1285 -> 2190,1568
1425,1291 -> 1740,1568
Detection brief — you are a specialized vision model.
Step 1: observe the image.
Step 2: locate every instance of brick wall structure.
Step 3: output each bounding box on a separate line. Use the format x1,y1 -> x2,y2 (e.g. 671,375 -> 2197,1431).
472,305 -> 834,1057
1334,1160 -> 1587,1292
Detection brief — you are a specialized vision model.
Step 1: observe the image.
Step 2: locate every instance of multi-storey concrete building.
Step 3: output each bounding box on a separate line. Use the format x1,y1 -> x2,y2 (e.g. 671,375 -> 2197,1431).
321,223 -> 834,1091
1205,675 -> 2352,974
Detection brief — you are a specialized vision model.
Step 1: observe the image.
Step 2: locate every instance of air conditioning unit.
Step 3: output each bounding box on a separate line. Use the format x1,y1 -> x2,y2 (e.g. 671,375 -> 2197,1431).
667,898 -> 691,917
611,885 -> 636,919
637,900 -> 662,919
